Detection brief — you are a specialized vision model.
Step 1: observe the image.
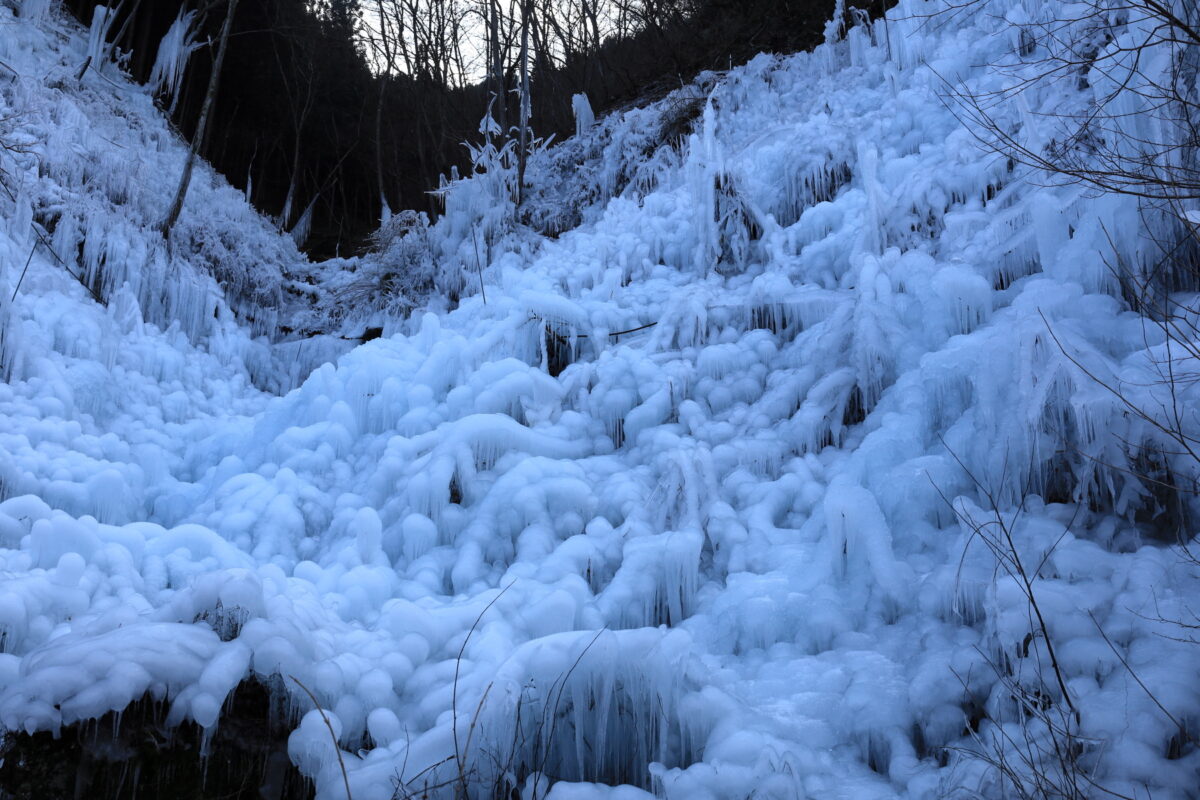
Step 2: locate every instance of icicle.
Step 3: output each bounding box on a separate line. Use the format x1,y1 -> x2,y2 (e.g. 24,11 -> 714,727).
686,99 -> 721,275
572,93 -> 595,138
822,0 -> 848,74
149,11 -> 202,106
84,6 -> 117,75
824,0 -> 847,47
10,189 -> 32,245
290,199 -> 316,248
19,0 -> 50,21
858,143 -> 884,255
477,630 -> 702,790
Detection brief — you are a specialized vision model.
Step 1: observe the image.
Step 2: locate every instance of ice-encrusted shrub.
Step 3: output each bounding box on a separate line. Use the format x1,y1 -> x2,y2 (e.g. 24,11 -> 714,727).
713,171 -> 764,273
428,77 -> 715,256
517,133 -> 602,238
424,127 -> 576,303
336,211 -> 440,319
655,91 -> 707,151
486,636 -> 705,793
18,0 -> 52,20
432,137 -> 518,260
391,630 -> 707,800
168,211 -> 287,335
518,86 -> 707,240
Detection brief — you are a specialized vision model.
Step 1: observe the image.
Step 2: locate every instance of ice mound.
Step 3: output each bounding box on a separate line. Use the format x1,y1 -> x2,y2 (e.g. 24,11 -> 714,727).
1,1 -> 1199,799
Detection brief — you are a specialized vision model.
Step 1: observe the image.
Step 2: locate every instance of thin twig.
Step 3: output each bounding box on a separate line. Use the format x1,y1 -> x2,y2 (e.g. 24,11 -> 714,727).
289,675 -> 354,800
453,582 -> 514,798
471,226 -> 487,305
10,244 -> 35,302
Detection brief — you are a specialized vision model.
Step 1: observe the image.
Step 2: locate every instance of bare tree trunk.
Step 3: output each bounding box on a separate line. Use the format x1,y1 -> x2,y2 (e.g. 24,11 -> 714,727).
281,130 -> 303,231
489,0 -> 507,138
372,0 -> 398,222
375,76 -> 391,222
105,0 -> 143,66
517,0 -> 531,207
584,0 -> 601,55
161,0 -> 240,237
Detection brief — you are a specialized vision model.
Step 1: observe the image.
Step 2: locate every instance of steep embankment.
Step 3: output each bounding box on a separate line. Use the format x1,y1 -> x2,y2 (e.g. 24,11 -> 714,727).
2,1 -> 1199,800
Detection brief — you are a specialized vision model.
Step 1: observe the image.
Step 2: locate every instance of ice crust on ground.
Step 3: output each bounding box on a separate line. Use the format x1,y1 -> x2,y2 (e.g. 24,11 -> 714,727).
1,1 -> 1199,799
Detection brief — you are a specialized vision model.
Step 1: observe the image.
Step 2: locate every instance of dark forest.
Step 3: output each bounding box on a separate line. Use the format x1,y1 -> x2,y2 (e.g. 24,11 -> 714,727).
61,0 -> 841,257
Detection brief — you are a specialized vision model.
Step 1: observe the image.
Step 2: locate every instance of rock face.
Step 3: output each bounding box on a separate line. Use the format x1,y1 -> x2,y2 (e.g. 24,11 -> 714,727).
0,678 -> 312,800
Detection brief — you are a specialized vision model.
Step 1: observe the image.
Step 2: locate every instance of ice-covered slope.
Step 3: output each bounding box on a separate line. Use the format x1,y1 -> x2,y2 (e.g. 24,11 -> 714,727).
2,1 -> 1200,799
0,0 -> 352,520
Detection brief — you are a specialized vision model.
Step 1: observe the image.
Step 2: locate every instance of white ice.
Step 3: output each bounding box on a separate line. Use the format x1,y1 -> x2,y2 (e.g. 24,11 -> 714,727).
0,1 -> 1198,799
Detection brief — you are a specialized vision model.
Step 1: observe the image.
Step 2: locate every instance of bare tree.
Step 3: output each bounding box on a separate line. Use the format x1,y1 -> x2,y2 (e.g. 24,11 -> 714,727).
162,0 -> 242,237
517,0 -> 531,206
487,0 -> 510,139
270,4 -> 317,233
942,0 -> 1200,503
367,0 -> 400,220
945,1 -> 1200,216
936,4 -> 1200,792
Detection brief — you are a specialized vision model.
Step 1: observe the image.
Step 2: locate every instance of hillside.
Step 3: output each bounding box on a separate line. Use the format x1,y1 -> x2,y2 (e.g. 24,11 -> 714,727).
1,1 -> 1199,799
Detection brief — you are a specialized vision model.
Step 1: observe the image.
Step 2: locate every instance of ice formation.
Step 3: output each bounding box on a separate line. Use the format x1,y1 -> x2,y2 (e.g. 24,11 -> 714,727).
572,93 -> 595,139
148,10 -> 202,108
1,1 -> 1199,799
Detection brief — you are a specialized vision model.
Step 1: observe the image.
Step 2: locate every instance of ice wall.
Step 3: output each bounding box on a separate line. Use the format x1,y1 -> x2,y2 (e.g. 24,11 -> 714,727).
1,1 -> 1199,799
